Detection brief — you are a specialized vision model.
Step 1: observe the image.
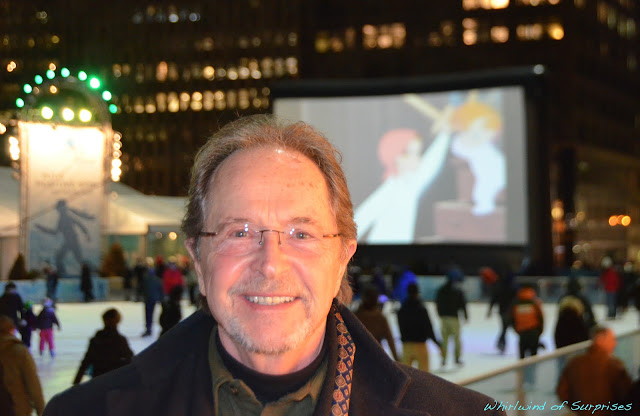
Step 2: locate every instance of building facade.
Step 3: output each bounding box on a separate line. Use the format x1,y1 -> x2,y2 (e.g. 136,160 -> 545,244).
1,0 -> 639,272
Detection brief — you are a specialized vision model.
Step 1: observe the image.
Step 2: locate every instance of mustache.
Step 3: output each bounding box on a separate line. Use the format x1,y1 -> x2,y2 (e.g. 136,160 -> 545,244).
228,276 -> 309,299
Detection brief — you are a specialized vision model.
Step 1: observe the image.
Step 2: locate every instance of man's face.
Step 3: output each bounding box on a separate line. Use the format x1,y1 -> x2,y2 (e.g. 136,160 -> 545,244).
189,146 -> 356,360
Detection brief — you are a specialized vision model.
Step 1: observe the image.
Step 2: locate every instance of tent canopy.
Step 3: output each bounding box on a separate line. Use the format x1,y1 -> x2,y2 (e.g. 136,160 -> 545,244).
0,167 -> 186,237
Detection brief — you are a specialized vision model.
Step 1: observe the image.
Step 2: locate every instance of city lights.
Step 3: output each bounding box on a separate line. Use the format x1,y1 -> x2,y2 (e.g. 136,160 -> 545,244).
608,215 -> 631,227
41,106 -> 54,119
61,108 -> 75,121
8,136 -> 20,161
78,109 -> 92,122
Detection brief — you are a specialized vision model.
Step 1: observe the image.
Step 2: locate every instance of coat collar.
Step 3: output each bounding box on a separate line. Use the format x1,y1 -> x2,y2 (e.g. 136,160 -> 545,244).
337,305 -> 431,416
113,307 -> 428,416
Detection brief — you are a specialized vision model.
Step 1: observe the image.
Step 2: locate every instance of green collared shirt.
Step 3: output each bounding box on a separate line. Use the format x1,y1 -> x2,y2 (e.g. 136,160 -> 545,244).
208,327 -> 328,416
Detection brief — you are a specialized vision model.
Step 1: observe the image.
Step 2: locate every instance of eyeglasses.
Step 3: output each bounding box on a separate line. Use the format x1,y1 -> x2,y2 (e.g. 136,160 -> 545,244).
199,222 -> 341,257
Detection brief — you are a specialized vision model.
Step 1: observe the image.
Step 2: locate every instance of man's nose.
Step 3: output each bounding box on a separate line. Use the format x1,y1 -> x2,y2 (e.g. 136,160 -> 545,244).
256,231 -> 288,278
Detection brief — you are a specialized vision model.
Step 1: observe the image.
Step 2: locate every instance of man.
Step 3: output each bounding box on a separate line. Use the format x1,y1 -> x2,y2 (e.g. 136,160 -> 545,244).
43,115 -> 504,415
73,308 -> 133,385
0,282 -> 24,333
397,282 -> 440,372
436,266 -> 468,367
557,326 -> 632,416
0,315 -> 45,416
511,284 -> 543,360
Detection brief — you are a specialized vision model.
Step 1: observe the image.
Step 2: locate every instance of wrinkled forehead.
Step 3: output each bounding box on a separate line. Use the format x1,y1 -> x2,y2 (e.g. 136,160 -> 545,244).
204,146 -> 335,219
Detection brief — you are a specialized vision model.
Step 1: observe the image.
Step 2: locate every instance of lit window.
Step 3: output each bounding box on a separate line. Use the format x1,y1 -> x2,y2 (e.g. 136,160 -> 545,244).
442,21 -> 455,37
145,97 -> 156,114
490,0 -> 510,9
134,97 -> 144,114
288,32 -> 298,47
463,18 -> 478,30
227,90 -> 237,109
190,92 -> 202,111
548,0 -> 560,4
428,32 -> 443,47
238,66 -> 250,79
156,93 -> 167,112
574,0 -> 585,8
463,30 -> 478,45
548,22 -> 564,40
261,58 -> 274,78
179,92 -> 190,111
168,92 -> 179,112
274,58 -> 285,77
315,31 -> 330,53
463,0 -> 480,10
227,67 -> 238,80
363,25 -> 377,49
286,57 -> 298,75
168,63 -> 179,81
391,23 -> 406,48
203,65 -> 215,80
252,36 -> 261,47
330,37 -> 345,52
239,89 -> 250,110
491,26 -> 509,43
203,91 -> 214,111
113,64 -> 122,78
156,61 -> 168,82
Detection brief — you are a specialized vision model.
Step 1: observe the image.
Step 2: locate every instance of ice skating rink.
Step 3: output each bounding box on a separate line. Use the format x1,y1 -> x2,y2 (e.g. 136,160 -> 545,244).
33,300 -> 638,403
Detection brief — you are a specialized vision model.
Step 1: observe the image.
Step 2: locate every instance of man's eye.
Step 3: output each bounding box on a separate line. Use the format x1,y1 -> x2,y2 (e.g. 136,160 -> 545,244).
293,231 -> 312,240
231,230 -> 249,238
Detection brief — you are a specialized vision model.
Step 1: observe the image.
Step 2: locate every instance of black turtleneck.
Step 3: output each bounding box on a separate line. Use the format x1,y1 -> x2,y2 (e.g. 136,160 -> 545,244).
216,324 -> 329,404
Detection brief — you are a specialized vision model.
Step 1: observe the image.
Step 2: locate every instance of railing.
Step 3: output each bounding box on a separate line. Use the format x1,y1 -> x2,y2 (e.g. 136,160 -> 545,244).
459,329 -> 640,416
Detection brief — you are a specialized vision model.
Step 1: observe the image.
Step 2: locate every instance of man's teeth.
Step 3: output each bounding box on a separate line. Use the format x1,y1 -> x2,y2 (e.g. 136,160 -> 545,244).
245,296 -> 295,305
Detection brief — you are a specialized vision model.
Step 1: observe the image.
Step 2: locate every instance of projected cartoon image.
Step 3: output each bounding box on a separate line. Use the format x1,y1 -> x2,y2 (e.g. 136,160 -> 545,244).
448,93 -> 505,216
34,199 -> 96,275
273,85 -> 527,245
354,123 -> 451,244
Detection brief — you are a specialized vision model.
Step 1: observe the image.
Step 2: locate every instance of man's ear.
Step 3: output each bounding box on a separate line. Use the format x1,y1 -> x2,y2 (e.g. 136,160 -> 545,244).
335,239 -> 357,296
185,238 -> 206,295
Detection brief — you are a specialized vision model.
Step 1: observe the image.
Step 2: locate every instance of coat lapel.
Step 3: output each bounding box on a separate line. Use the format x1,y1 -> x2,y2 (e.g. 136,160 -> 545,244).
338,306 -> 431,416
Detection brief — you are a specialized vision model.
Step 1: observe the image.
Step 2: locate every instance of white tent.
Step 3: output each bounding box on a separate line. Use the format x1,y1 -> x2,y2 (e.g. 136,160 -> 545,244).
0,167 -> 186,277
0,167 -> 186,237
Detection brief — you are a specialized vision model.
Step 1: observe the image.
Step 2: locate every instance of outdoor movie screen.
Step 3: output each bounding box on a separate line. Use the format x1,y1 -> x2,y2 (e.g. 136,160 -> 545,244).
273,85 -> 529,246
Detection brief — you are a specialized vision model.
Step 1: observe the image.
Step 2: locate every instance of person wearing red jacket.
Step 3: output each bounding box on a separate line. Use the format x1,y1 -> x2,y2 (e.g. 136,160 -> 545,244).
161,256 -> 185,298
599,257 -> 621,319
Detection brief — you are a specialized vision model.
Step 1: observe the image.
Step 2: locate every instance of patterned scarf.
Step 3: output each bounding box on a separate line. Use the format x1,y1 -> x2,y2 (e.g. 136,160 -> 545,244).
330,303 -> 356,416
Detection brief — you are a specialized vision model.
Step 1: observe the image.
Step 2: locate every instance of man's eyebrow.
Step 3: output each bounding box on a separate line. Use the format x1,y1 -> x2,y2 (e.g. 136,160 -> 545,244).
214,218 -> 251,227
287,217 -> 318,226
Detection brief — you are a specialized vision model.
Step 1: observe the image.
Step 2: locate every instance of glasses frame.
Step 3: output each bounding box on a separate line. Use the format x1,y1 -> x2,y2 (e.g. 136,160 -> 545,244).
198,227 -> 341,247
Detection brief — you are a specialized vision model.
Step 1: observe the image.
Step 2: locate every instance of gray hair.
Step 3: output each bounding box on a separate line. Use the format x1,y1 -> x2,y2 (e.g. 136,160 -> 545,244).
182,114 -> 357,304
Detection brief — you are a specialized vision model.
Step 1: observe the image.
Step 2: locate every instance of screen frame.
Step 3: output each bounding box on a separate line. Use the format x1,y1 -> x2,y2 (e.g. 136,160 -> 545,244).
270,65 -> 552,275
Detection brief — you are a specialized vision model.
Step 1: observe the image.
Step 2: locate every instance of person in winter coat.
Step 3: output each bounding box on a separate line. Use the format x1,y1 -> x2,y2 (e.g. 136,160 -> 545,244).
159,285 -> 184,337
436,267 -> 468,367
0,282 -> 24,329
599,257 -> 621,319
554,295 -> 589,349
80,263 -> 94,302
559,275 -> 596,330
511,284 -> 544,360
354,285 -> 399,360
141,258 -> 163,337
18,301 -> 37,351
486,271 -> 518,353
557,326 -> 632,416
161,257 -> 185,298
73,308 -> 133,385
0,315 -> 45,416
36,298 -> 60,358
397,282 -> 440,371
